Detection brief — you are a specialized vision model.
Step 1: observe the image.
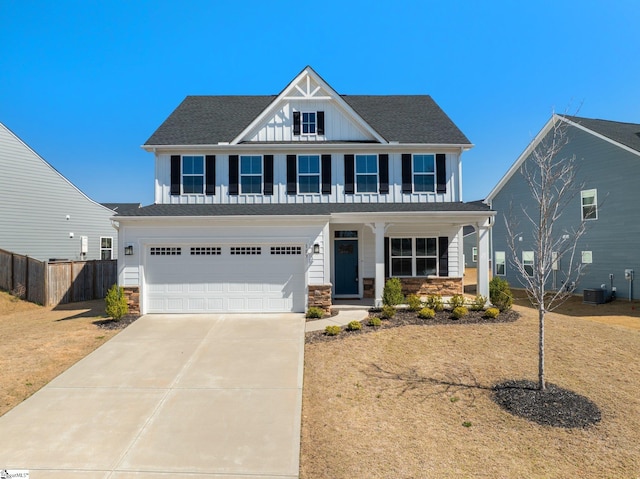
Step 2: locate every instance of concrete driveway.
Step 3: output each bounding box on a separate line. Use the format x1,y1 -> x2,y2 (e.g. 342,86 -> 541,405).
0,313 -> 306,478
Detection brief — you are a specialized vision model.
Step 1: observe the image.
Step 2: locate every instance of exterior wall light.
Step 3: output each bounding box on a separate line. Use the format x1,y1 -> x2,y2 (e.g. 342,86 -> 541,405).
313,243 -> 320,254
124,244 -> 134,256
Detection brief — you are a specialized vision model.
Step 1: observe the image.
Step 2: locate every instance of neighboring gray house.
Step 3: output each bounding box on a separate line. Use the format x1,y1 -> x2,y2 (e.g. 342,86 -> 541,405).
486,114 -> 640,300
462,225 -> 477,269
0,122 -> 118,261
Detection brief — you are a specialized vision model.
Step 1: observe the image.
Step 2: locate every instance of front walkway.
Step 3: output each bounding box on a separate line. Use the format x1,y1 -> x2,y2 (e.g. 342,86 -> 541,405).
0,313 -> 305,478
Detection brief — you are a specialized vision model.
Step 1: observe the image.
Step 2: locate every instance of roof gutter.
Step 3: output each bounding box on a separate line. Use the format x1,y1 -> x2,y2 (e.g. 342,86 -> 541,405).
142,143 -> 474,154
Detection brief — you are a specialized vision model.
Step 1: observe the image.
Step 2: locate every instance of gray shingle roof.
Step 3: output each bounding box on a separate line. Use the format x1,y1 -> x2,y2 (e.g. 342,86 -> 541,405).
563,115 -> 640,154
145,95 -> 471,146
116,202 -> 491,217
101,203 -> 142,215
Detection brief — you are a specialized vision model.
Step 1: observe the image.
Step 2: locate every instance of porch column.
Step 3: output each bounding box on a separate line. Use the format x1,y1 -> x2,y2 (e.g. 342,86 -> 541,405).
374,221 -> 385,307
476,218 -> 491,300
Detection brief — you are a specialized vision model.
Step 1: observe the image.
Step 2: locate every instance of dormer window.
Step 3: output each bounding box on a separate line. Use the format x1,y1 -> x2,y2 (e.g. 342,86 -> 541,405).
293,111 -> 325,136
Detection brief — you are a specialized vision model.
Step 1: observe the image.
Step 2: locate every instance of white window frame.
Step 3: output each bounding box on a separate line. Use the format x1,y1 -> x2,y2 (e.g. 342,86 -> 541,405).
390,237 -> 438,277
298,155 -> 320,194
182,155 -> 205,194
472,247 -> 478,263
413,154 -> 436,192
355,154 -> 378,193
582,251 -> 593,264
301,112 -> 316,135
581,189 -> 598,220
495,251 -> 505,276
100,237 -> 113,260
523,251 -> 534,277
239,155 -> 263,194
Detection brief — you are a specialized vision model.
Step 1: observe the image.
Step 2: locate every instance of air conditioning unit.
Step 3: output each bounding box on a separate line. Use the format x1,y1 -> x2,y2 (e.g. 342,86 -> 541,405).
583,288 -> 606,305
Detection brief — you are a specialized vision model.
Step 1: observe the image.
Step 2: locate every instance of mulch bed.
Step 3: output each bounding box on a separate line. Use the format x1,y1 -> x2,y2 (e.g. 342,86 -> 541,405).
94,314 -> 140,330
305,308 -> 520,344
492,379 -> 602,428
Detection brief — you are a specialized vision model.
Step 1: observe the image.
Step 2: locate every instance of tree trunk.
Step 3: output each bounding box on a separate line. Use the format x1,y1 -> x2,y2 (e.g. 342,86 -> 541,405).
538,306 -> 546,391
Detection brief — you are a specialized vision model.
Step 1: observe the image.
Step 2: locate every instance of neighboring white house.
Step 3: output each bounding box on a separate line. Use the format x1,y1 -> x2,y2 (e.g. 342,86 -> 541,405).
114,66 -> 494,314
0,122 -> 118,261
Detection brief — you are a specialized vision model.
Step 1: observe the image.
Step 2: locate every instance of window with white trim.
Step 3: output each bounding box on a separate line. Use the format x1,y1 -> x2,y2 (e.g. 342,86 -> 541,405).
355,154 -> 377,193
298,155 -> 320,193
581,189 -> 597,220
523,251 -> 534,277
391,237 -> 437,277
302,112 -> 316,134
100,237 -> 113,260
582,251 -> 593,264
413,154 -> 435,192
240,156 -> 262,194
495,251 -> 505,276
182,155 -> 204,194
472,247 -> 478,263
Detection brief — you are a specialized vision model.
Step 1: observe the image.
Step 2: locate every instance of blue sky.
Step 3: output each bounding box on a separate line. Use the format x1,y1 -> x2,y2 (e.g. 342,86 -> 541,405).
2,0 -> 639,204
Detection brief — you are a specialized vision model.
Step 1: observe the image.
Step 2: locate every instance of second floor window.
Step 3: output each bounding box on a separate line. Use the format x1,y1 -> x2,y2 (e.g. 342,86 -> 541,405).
302,112 -> 316,134
356,154 -> 378,193
298,155 -> 320,193
182,156 -> 204,194
413,154 -> 435,192
240,156 -> 262,194
581,189 -> 597,220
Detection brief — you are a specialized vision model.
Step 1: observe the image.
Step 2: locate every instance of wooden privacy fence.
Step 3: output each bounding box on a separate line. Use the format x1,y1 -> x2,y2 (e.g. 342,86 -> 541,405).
0,249 -> 117,306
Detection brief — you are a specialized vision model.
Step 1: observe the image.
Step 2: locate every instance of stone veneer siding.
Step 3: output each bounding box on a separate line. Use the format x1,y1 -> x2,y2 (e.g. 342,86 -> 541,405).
123,286 -> 140,316
363,277 -> 463,299
308,284 -> 332,313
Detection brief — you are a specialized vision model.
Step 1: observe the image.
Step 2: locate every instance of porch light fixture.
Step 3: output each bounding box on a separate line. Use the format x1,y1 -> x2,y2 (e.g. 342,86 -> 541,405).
313,243 -> 320,254
124,244 -> 134,256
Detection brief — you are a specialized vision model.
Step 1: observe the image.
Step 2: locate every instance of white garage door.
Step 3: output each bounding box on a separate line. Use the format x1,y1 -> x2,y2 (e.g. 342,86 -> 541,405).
144,244 -> 306,313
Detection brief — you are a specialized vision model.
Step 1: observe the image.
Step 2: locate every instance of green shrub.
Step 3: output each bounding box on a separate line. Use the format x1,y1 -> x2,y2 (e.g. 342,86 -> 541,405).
105,284 -> 128,321
324,325 -> 341,336
490,277 -> 513,311
484,307 -> 500,319
306,307 -> 324,319
449,294 -> 465,309
381,305 -> 396,319
452,306 -> 468,319
368,317 -> 382,328
346,320 -> 362,331
418,307 -> 436,319
469,295 -> 487,311
407,294 -> 423,312
382,278 -> 404,306
425,294 -> 444,312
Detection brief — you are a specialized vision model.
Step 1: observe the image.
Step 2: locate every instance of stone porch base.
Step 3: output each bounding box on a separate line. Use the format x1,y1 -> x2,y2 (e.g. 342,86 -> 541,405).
363,276 -> 463,299
308,284 -> 332,314
122,286 -> 140,316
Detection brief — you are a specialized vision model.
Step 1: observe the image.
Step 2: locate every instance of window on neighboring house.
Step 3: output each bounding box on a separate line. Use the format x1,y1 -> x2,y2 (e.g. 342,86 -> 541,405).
413,154 -> 435,192
582,251 -> 593,264
100,237 -> 113,260
495,251 -> 505,275
182,155 -> 204,194
240,155 -> 262,194
355,154 -> 378,193
302,112 -> 316,134
581,189 -> 597,220
472,247 -> 478,263
523,251 -> 534,277
298,155 -> 320,193
391,237 -> 437,277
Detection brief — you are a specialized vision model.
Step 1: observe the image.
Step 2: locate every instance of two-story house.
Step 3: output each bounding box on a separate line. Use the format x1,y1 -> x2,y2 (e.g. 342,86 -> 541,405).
114,67 -> 493,314
486,114 -> 640,300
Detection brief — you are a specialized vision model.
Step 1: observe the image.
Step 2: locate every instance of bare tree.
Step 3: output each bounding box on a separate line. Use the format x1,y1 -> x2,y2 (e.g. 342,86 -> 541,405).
505,114 -> 588,391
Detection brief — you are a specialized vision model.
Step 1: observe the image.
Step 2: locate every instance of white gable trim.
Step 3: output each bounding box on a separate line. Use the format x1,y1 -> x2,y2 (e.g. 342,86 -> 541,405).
230,66 -> 387,145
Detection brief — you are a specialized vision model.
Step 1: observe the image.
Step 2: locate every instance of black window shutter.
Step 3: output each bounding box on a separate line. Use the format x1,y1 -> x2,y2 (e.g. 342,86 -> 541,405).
378,154 -> 389,194
402,153 -> 412,193
205,155 -> 216,195
321,154 -> 331,194
170,155 -> 181,196
317,111 -> 325,135
344,154 -> 355,194
384,237 -> 390,278
436,153 -> 447,194
293,111 -> 301,136
228,155 -> 239,195
438,236 -> 449,277
286,155 -> 297,194
263,155 -> 274,195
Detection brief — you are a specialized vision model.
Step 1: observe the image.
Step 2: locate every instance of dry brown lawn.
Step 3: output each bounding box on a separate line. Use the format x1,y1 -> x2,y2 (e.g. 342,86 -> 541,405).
301,295 -> 640,478
0,291 -> 120,417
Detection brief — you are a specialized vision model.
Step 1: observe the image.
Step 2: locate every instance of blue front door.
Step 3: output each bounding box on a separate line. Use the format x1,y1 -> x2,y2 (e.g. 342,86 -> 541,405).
334,239 -> 359,296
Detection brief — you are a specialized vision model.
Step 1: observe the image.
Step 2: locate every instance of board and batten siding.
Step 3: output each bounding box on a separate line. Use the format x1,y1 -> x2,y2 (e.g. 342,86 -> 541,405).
490,125 -> 640,299
0,123 -> 117,261
155,152 -> 461,205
